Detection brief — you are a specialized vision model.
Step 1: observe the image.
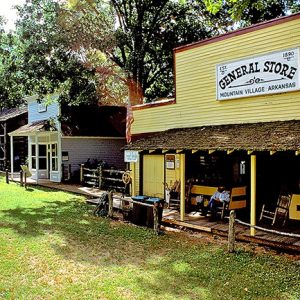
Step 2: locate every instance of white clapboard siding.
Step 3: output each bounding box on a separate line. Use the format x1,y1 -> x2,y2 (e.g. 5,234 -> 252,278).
61,137 -> 126,172
28,99 -> 59,124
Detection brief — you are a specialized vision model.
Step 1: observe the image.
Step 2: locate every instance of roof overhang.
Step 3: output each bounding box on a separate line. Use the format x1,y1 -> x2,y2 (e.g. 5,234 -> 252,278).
125,120 -> 300,153
0,107 -> 27,122
9,120 -> 58,137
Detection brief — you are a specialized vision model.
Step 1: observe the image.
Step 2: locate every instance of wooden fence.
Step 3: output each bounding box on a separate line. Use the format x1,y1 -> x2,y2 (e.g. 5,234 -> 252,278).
80,164 -> 130,193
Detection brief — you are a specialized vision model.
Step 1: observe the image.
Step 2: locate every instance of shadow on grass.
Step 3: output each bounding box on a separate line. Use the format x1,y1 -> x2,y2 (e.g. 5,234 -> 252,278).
1,186 -> 299,300
0,196 -> 227,298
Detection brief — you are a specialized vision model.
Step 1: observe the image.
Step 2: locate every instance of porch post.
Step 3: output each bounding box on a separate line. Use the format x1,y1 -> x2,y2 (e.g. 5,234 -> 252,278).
180,153 -> 185,221
57,132 -> 62,182
131,162 -> 136,196
250,155 -> 257,236
10,135 -> 14,180
35,135 -> 39,184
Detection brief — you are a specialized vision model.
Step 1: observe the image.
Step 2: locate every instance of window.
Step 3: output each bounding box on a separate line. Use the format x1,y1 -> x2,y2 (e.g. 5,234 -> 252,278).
39,145 -> 47,170
31,144 -> 47,170
31,144 -> 36,169
51,143 -> 58,171
38,103 -> 47,113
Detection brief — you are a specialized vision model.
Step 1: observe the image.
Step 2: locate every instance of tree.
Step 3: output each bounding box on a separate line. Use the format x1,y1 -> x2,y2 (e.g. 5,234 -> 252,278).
0,0 -> 126,109
60,0 -> 223,103
0,19 -> 25,109
203,0 -> 300,25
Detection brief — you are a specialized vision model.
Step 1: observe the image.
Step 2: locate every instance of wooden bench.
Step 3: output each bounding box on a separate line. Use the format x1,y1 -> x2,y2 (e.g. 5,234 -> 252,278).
219,186 -> 247,219
190,185 -> 247,219
289,194 -> 300,220
190,185 -> 218,206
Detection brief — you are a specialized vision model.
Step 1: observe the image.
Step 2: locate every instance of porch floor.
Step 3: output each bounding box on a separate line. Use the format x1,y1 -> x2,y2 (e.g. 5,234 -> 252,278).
162,209 -> 300,252
11,174 -> 103,197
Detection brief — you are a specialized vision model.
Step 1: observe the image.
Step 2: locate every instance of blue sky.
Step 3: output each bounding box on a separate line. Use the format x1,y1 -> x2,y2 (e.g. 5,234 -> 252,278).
1,0 -> 26,31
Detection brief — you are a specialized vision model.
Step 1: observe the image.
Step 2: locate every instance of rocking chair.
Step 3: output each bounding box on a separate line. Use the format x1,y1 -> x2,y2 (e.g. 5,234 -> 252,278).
259,194 -> 291,226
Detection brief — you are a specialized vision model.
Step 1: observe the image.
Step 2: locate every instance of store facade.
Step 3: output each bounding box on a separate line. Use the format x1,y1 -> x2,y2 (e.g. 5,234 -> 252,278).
125,13 -> 300,235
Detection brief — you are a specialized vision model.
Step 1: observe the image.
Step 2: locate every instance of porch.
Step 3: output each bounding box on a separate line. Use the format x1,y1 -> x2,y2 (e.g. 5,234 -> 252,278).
162,209 -> 300,252
126,120 -> 300,241
9,173 -> 103,197
8,120 -> 61,183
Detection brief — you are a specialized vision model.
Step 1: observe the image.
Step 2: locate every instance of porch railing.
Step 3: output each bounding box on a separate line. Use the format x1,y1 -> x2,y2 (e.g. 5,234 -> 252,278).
226,210 -> 300,253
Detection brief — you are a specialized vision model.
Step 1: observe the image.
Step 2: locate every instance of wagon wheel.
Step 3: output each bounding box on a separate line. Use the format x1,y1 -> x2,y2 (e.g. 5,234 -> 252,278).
122,172 -> 131,185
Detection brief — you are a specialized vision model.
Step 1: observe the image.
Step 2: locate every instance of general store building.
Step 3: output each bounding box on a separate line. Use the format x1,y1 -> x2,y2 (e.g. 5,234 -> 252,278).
125,13 -> 300,235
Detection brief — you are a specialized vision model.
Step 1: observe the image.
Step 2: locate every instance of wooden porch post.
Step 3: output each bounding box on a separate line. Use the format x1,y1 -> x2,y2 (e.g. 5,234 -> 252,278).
3,122 -> 7,169
250,155 -> 257,236
180,153 -> 185,221
57,132 -> 62,182
131,162 -> 136,197
35,135 -> 39,184
10,135 -> 14,180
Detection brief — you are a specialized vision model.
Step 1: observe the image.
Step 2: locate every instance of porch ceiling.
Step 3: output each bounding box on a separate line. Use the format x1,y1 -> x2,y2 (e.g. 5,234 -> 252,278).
125,120 -> 300,152
8,120 -> 57,137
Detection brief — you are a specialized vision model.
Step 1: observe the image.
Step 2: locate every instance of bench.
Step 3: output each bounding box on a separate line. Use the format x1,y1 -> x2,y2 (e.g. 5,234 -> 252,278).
219,186 -> 247,219
289,194 -> 300,220
190,185 -> 218,206
190,185 -> 247,219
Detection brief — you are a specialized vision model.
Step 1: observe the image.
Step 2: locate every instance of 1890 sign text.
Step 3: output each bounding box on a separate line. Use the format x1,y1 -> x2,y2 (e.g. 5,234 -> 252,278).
216,48 -> 299,100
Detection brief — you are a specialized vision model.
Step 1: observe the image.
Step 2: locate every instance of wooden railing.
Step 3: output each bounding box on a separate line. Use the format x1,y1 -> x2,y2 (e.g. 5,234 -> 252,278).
80,164 -> 130,193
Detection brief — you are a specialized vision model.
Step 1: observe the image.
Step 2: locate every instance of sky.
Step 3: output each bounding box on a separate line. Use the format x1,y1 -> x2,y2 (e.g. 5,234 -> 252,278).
1,0 -> 26,31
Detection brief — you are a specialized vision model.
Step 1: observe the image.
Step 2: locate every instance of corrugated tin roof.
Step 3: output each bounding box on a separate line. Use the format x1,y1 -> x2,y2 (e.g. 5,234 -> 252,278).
125,120 -> 300,152
0,107 -> 27,122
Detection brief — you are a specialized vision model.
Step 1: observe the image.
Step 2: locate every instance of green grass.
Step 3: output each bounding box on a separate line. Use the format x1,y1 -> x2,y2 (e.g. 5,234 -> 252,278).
0,176 -> 299,300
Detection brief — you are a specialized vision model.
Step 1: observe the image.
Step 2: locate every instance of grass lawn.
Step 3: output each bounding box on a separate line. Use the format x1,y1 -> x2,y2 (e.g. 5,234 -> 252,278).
0,176 -> 299,300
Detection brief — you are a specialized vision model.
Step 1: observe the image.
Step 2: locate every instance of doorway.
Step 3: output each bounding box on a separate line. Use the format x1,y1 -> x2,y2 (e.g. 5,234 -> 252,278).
143,155 -> 165,198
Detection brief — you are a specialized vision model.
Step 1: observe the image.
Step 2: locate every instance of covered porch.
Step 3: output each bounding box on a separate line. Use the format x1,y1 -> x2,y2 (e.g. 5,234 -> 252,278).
9,120 -> 62,183
162,209 -> 300,252
127,120 -> 300,237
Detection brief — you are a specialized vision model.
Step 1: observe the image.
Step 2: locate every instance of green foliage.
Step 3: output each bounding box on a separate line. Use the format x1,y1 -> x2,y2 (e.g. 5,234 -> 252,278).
0,0 -> 117,108
61,0 -> 222,102
203,0 -> 300,25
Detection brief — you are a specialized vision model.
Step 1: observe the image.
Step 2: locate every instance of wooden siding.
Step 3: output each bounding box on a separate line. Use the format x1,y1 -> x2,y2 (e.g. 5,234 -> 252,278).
132,17 -> 300,134
165,154 -> 180,186
130,154 -> 180,197
130,160 -> 140,196
61,137 -> 126,173
143,155 -> 164,198
28,97 -> 59,125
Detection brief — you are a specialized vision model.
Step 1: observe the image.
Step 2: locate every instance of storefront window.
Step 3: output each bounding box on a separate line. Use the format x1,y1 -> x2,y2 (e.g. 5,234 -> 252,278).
31,144 -> 36,156
39,157 -> 47,169
32,157 -> 36,169
51,143 -> 58,171
31,144 -> 36,169
31,144 -> 47,170
38,145 -> 47,170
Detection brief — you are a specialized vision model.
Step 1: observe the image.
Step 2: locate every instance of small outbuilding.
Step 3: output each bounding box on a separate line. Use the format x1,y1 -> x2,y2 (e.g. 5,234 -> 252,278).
9,96 -> 126,183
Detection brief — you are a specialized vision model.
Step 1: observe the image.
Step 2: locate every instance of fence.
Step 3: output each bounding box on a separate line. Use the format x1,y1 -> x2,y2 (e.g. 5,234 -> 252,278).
227,210 -> 300,253
80,164 -> 130,193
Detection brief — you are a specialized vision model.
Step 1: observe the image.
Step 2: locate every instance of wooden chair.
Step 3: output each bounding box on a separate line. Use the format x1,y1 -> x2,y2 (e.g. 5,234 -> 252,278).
168,180 -> 181,209
259,194 -> 291,226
